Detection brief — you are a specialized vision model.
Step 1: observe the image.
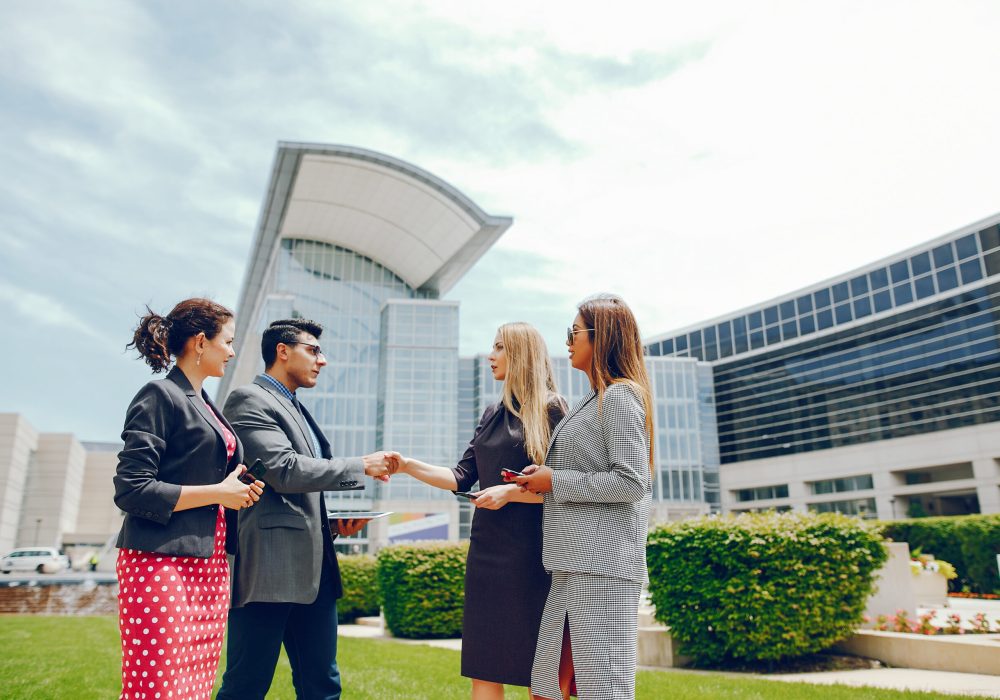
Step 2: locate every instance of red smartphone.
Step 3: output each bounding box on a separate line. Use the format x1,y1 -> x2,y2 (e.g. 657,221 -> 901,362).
500,467 -> 526,480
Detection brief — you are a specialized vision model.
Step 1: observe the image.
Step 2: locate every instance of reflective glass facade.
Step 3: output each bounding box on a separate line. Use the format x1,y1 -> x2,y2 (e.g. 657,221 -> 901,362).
257,238 -> 433,506
645,218 -> 1000,468
375,300 -> 459,502
714,283 -> 1000,463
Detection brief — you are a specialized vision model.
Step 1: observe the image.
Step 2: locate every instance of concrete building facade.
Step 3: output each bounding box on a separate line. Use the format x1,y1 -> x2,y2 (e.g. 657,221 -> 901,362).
0,414 -> 121,562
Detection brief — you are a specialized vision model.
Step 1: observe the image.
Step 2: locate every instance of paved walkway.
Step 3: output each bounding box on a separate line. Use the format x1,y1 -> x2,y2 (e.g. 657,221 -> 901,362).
766,668 -> 1000,697
339,621 -> 1000,697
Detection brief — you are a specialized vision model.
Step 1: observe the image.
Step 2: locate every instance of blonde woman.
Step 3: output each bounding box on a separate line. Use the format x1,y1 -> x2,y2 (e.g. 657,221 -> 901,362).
391,322 -> 567,700
515,295 -> 654,700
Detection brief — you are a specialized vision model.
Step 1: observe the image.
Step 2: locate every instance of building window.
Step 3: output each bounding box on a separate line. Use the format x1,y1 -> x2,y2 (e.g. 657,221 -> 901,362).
809,498 -> 877,519
736,484 -> 789,502
810,474 -> 874,495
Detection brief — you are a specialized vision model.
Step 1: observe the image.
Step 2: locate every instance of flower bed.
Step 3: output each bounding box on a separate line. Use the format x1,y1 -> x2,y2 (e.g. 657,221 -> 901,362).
870,609 -> 1000,635
948,591 -> 1000,600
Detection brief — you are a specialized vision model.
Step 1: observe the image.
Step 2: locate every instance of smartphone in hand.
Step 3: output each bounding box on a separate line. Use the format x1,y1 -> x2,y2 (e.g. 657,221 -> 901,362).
454,491 -> 479,500
238,458 -> 266,485
500,467 -> 526,480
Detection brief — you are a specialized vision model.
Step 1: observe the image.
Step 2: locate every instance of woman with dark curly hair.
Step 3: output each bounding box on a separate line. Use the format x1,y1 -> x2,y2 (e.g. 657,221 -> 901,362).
114,297 -> 263,700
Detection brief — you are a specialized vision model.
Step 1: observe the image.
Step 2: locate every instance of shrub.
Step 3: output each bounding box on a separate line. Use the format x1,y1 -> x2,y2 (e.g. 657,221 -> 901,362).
337,554 -> 381,624
646,511 -> 886,665
880,514 -> 1000,594
376,541 -> 468,639
957,517 -> 1000,595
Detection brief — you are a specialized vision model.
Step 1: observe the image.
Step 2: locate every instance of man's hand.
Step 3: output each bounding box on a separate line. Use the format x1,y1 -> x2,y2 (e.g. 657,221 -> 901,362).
362,451 -> 392,482
385,452 -> 405,475
335,518 -> 368,537
513,465 -> 553,494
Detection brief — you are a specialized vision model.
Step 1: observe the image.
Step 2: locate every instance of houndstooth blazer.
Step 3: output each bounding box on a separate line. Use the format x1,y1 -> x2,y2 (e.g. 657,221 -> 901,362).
541,382 -> 652,583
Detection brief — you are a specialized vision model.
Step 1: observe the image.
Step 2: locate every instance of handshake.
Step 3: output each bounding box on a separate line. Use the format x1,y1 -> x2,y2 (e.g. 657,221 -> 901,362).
361,451 -> 405,482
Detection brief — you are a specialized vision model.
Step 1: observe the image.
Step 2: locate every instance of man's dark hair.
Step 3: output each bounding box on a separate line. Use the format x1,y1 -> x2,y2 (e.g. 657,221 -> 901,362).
262,318 -> 324,368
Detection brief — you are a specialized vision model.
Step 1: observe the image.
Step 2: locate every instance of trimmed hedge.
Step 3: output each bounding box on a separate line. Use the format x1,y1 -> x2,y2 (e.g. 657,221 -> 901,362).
376,541 -> 468,639
880,514 -> 1000,594
337,554 -> 381,624
647,511 -> 886,665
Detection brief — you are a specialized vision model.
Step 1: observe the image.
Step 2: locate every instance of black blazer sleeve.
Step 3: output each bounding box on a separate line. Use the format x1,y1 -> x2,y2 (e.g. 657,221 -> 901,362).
114,381 -> 183,525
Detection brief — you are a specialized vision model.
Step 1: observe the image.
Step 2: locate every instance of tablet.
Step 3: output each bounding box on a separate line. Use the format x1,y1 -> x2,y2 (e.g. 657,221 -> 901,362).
327,511 -> 392,520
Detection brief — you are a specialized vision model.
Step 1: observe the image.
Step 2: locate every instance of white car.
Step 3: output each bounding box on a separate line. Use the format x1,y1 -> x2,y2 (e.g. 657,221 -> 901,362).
0,547 -> 70,574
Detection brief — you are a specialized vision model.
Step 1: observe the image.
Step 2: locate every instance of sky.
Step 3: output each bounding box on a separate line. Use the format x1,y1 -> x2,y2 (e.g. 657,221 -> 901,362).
2,0 -> 1000,442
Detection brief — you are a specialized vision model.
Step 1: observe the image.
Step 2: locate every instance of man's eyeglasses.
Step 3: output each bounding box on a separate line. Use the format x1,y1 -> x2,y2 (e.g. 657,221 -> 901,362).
567,327 -> 594,344
285,341 -> 324,357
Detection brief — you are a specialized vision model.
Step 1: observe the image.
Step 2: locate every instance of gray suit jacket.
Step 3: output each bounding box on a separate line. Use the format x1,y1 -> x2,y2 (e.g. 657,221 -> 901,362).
223,376 -> 365,607
114,366 -> 244,558
542,382 -> 652,583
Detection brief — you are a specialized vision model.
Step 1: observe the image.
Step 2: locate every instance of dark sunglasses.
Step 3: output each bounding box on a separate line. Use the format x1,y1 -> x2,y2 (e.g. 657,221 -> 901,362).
567,327 -> 594,344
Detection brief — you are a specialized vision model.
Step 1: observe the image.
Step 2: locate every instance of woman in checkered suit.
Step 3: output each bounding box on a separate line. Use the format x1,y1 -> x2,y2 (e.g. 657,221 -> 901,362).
513,294 -> 654,700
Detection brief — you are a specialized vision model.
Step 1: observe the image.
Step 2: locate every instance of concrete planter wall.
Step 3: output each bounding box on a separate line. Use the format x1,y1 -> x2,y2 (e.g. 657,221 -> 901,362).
912,570 -> 949,607
835,630 -> 1000,676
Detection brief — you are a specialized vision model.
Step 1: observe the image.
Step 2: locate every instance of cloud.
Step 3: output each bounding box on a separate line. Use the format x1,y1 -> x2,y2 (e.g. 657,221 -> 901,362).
445,247 -> 588,356
2,0 -> 1000,441
0,281 -> 109,344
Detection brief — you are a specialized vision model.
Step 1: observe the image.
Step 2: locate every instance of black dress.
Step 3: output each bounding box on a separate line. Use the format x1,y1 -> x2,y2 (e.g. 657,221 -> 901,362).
451,398 -> 567,686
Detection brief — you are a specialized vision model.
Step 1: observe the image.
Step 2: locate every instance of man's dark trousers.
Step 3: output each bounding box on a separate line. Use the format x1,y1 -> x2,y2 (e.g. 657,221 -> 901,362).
217,559 -> 341,700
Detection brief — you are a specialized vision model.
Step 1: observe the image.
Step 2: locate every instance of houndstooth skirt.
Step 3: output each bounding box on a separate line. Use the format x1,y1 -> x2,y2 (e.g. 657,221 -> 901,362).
530,571 -> 641,700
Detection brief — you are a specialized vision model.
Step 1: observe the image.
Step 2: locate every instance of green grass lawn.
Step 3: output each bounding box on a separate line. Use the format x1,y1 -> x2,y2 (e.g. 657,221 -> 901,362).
0,616 -> 960,699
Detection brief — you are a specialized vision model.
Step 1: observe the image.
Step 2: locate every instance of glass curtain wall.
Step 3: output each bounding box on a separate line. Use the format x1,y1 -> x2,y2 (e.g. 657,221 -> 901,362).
376,300 -> 459,501
714,282 -> 1000,463
259,238 -> 433,507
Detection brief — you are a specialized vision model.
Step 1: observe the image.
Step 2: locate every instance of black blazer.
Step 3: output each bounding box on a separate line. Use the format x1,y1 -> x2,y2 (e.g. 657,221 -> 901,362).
114,366 -> 244,558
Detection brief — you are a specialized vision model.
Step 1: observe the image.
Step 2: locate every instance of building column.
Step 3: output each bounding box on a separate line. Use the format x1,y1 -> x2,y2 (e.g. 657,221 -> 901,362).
972,458 -> 1000,515
0,415 -> 39,554
872,470 -> 898,520
787,480 -> 809,513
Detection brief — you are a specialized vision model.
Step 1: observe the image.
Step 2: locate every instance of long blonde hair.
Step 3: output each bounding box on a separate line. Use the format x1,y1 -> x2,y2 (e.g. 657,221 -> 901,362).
498,322 -> 559,465
577,294 -> 655,474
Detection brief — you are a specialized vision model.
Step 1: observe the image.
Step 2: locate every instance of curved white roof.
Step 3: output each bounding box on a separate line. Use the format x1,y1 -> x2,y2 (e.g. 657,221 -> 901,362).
238,143 -> 511,305
282,149 -> 510,291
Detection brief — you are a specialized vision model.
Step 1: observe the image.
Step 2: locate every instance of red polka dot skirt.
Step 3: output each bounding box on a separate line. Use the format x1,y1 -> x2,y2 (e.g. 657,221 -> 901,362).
116,506 -> 230,699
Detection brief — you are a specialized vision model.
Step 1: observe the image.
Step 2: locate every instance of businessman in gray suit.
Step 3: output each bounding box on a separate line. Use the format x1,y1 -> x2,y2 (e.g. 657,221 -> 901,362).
216,318 -> 391,700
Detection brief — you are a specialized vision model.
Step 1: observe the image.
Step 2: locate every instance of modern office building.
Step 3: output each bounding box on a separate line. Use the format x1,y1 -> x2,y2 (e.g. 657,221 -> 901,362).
218,142 -> 515,548
645,211 -> 1000,520
220,143 -> 718,550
